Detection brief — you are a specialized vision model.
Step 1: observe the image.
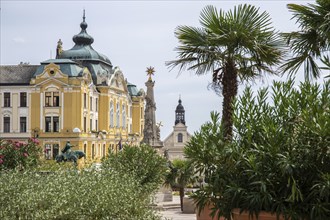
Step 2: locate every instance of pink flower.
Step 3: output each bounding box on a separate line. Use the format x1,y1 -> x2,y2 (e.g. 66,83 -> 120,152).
30,138 -> 39,144
0,155 -> 4,159
0,159 -> 3,164
23,153 -> 28,157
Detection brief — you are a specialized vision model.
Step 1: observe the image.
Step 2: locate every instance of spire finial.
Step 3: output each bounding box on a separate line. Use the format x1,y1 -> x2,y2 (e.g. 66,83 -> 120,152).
146,66 -> 155,81
83,9 -> 86,22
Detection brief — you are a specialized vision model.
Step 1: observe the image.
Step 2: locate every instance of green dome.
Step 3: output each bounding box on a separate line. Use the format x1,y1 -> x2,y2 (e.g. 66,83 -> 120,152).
58,12 -> 112,67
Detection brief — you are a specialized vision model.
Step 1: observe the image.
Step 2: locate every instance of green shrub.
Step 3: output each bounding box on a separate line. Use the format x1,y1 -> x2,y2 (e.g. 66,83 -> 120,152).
102,143 -> 168,195
186,79 -> 330,219
0,169 -> 161,220
0,138 -> 42,171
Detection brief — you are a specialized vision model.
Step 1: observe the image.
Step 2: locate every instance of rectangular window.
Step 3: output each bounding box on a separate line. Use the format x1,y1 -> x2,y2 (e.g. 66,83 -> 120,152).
4,93 -> 10,107
84,117 -> 87,133
53,117 -> 59,132
20,92 -> 27,107
53,92 -> 59,107
45,92 -> 52,107
4,117 -> 10,133
90,118 -> 93,131
44,144 -> 52,160
90,97 -> 93,111
53,144 -> 59,160
84,93 -> 87,109
45,117 -> 51,132
96,98 -> 98,112
95,120 -> 98,131
20,117 -> 27,132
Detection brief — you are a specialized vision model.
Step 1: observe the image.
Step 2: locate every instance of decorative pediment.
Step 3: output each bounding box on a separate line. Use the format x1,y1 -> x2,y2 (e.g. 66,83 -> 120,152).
36,63 -> 68,79
82,68 -> 92,85
2,109 -> 12,116
109,66 -> 128,93
34,77 -> 69,88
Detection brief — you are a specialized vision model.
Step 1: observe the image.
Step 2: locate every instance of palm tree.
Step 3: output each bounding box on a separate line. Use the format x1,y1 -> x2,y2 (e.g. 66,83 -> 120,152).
281,0 -> 330,80
166,4 -> 284,140
164,159 -> 196,211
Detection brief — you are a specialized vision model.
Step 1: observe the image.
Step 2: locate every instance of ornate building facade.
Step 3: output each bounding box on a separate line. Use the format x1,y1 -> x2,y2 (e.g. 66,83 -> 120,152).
163,97 -> 191,160
0,13 -> 145,163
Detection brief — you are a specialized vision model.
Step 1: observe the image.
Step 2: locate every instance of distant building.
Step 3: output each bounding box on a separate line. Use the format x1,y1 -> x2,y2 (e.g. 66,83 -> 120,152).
163,97 -> 191,160
0,12 -> 145,163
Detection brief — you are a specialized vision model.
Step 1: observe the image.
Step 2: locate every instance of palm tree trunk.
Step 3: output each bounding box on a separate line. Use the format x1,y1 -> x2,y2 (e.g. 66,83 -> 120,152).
221,61 -> 238,140
179,187 -> 184,211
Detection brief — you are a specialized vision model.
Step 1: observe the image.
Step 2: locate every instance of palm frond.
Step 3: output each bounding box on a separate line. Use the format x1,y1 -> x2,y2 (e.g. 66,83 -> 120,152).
283,2 -> 330,80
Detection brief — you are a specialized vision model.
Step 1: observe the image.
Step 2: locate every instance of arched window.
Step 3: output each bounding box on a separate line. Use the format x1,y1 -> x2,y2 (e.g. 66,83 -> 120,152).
110,101 -> 114,128
116,102 -> 120,128
122,104 -> 126,128
178,133 -> 183,143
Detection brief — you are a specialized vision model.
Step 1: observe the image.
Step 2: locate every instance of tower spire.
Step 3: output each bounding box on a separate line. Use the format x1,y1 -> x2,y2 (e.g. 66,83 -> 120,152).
175,96 -> 185,125
83,9 -> 86,22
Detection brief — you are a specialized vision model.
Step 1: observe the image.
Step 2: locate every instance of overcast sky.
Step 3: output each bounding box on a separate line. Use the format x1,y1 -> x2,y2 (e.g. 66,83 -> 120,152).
2,0 -> 326,139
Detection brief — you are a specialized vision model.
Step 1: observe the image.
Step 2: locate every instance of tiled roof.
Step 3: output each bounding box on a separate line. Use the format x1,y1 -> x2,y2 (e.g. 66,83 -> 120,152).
0,65 -> 38,85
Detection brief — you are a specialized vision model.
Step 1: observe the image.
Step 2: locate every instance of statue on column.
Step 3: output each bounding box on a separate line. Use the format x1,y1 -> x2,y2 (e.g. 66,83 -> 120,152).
142,67 -> 164,148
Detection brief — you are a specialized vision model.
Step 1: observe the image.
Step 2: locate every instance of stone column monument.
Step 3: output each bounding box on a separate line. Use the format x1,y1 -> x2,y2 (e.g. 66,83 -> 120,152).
142,67 -> 172,203
142,67 -> 163,148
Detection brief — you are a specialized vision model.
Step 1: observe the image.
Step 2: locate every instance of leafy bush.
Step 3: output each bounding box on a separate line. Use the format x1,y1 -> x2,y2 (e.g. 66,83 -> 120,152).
0,138 -> 42,171
0,169 -> 161,220
102,143 -> 168,195
186,79 -> 330,219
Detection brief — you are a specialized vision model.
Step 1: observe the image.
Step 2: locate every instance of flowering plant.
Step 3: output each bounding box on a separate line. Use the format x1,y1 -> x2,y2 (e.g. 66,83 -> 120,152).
0,138 -> 42,171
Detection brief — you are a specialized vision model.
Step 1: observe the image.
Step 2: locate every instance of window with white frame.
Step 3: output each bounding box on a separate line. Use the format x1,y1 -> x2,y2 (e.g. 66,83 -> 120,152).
110,101 -> 114,128
116,102 -> 120,128
20,92 -> 27,107
45,116 -> 60,132
45,91 -> 59,107
122,104 -> 126,128
3,117 -> 10,133
44,144 -> 59,160
4,93 -> 10,107
84,93 -> 87,109
20,117 -> 27,133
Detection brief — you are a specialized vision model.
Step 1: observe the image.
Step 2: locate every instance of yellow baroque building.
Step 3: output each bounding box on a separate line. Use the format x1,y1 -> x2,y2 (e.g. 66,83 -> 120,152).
0,14 -> 145,164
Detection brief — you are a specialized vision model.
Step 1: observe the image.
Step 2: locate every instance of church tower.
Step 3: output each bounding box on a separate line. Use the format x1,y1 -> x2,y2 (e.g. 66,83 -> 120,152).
175,97 -> 185,125
163,96 -> 191,160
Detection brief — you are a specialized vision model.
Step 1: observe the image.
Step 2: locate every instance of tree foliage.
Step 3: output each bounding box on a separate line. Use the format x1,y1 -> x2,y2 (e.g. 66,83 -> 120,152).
167,4 -> 284,139
281,0 -> 330,79
186,79 -> 330,219
102,143 -> 168,195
